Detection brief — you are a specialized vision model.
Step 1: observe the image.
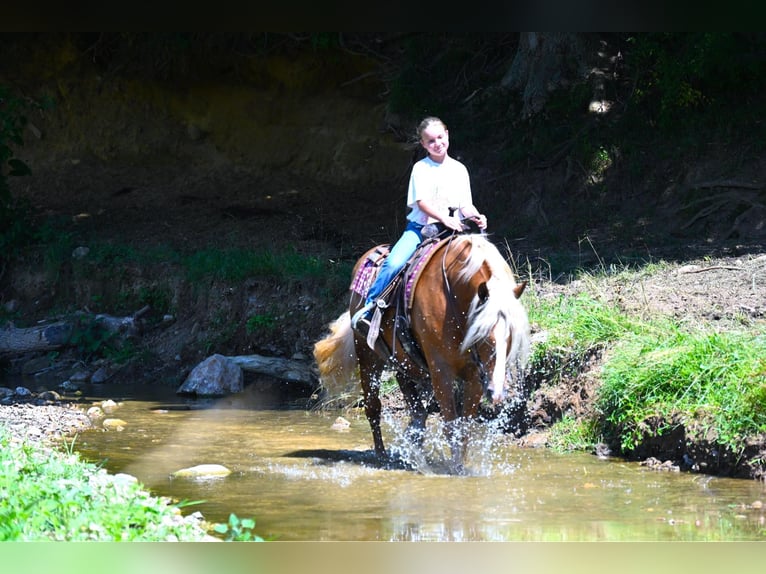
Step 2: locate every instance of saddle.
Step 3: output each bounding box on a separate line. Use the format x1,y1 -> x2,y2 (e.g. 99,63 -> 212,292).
351,219 -> 482,367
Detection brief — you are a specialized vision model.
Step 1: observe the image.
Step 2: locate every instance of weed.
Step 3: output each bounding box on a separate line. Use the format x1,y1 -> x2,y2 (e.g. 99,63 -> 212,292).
212,513 -> 265,542
246,312 -> 277,334
547,415 -> 601,453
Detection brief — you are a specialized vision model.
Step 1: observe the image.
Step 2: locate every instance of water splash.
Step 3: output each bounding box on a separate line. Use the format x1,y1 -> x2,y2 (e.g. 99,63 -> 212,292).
381,410 -> 520,476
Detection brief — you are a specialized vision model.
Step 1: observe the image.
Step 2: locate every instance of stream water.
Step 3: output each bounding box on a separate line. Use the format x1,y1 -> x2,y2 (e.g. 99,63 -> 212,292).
68,382 -> 766,542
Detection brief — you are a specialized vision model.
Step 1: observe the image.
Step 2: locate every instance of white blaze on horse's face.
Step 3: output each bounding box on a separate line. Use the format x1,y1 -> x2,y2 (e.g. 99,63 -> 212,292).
489,316 -> 508,404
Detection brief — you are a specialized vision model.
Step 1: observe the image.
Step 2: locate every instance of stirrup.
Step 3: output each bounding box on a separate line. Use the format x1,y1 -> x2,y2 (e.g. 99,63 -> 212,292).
351,301 -> 375,330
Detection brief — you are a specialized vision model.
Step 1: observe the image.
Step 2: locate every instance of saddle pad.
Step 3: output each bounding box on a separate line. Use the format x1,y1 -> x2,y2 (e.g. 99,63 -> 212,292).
403,238 -> 446,309
350,245 -> 389,298
349,237 -> 448,308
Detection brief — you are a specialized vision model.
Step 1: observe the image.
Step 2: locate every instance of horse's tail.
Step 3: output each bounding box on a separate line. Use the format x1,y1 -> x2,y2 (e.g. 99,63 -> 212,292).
312,311 -> 359,403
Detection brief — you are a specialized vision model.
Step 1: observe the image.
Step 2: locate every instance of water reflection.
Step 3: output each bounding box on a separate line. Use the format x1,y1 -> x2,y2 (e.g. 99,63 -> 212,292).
69,382 -> 766,542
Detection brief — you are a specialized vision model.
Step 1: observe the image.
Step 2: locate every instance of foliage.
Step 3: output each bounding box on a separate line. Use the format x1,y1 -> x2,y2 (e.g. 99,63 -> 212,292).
522,264 -> 766,457
547,415 -> 601,453
246,312 -> 276,334
524,287 -> 648,385
598,329 -> 766,453
625,33 -> 766,131
212,513 -> 265,542
62,315 -> 136,363
0,429 -> 211,541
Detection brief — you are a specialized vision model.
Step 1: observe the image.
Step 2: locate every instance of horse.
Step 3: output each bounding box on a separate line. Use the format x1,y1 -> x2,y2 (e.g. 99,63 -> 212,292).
313,231 -> 531,474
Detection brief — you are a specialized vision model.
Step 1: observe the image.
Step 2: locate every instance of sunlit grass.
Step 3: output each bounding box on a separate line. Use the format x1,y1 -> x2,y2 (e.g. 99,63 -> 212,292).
521,262 -> 766,458
0,429 -> 213,541
599,329 -> 766,452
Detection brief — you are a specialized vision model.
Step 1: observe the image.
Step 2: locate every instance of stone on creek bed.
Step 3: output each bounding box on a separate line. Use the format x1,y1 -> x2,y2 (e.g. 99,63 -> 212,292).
171,464 -> 232,479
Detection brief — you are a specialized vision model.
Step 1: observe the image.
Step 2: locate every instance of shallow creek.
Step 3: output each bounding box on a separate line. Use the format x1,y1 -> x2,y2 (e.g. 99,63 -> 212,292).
70,382 -> 766,542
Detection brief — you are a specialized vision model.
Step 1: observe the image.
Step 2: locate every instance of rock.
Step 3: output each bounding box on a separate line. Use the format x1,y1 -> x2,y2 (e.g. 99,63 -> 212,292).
59,380 -> 80,391
172,464 -> 231,479
38,390 -> 62,401
72,246 -> 90,259
594,442 -> 612,459
102,418 -> 127,431
639,457 -> 680,472
100,399 -> 119,414
91,366 -> 111,383
331,416 -> 351,431
70,370 -> 91,382
176,354 -> 243,397
87,406 -> 105,420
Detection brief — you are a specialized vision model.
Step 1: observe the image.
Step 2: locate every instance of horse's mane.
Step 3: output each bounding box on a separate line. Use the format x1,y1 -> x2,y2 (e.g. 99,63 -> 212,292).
451,235 -> 530,370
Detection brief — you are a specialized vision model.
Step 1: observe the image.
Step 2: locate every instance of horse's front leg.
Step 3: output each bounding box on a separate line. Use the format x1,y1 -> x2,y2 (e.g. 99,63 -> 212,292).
430,371 -> 467,474
443,418 -> 469,475
398,375 -> 428,446
439,378 -> 483,475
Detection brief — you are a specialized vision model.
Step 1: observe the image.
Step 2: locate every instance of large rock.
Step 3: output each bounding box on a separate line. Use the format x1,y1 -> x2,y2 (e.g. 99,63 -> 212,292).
176,354 -> 243,397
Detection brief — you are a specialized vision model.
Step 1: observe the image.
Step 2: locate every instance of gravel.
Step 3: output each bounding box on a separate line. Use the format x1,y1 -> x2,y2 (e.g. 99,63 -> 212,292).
0,400 -> 92,446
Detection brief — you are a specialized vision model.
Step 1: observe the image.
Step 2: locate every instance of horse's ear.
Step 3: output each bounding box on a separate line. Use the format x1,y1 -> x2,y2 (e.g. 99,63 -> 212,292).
478,281 -> 490,303
513,281 -> 527,299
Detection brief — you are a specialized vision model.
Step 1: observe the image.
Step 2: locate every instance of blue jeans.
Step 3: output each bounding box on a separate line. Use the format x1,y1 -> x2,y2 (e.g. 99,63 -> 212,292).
365,220 -> 424,304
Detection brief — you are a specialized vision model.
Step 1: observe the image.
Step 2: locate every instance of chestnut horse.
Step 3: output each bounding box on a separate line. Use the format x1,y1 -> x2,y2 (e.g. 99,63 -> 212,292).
313,232 -> 531,473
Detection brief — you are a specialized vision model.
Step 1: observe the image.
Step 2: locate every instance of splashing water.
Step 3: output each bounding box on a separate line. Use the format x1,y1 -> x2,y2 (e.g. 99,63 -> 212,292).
381,408 -> 521,476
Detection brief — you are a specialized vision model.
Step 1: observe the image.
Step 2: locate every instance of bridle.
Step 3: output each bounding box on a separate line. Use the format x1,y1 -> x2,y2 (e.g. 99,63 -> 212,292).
440,232 -> 496,395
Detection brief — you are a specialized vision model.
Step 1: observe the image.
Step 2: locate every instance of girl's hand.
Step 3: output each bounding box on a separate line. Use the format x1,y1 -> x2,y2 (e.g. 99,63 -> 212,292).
469,214 -> 487,230
442,215 -> 465,231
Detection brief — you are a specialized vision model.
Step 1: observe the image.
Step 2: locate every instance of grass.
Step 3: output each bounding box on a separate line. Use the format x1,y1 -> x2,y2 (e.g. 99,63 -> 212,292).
181,246 -> 329,283
0,429 -> 214,541
599,329 -> 766,452
524,285 -> 653,388
522,264 -> 766,458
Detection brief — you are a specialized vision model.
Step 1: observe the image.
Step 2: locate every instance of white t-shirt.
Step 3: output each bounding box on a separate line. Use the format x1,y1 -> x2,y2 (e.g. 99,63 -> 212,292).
406,155 -> 473,225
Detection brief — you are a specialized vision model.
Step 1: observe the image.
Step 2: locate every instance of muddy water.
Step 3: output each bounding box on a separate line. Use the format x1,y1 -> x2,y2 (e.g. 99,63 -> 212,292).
71,383 -> 766,542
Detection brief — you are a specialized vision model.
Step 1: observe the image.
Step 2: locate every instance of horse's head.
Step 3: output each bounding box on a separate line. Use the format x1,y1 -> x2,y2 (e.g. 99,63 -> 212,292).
457,238 -> 531,405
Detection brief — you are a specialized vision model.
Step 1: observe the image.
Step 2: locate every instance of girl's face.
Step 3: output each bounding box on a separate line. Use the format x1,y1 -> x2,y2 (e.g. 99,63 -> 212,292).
420,122 -> 449,162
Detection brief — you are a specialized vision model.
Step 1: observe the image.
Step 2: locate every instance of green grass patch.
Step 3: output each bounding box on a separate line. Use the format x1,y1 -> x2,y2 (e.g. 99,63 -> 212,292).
599,329 -> 766,452
525,288 -> 651,385
181,246 -> 331,284
521,267 -> 766,457
547,415 -> 602,453
0,430 -> 212,541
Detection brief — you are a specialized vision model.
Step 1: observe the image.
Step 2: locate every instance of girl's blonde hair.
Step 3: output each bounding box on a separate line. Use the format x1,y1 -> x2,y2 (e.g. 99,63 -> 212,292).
416,116 -> 446,141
